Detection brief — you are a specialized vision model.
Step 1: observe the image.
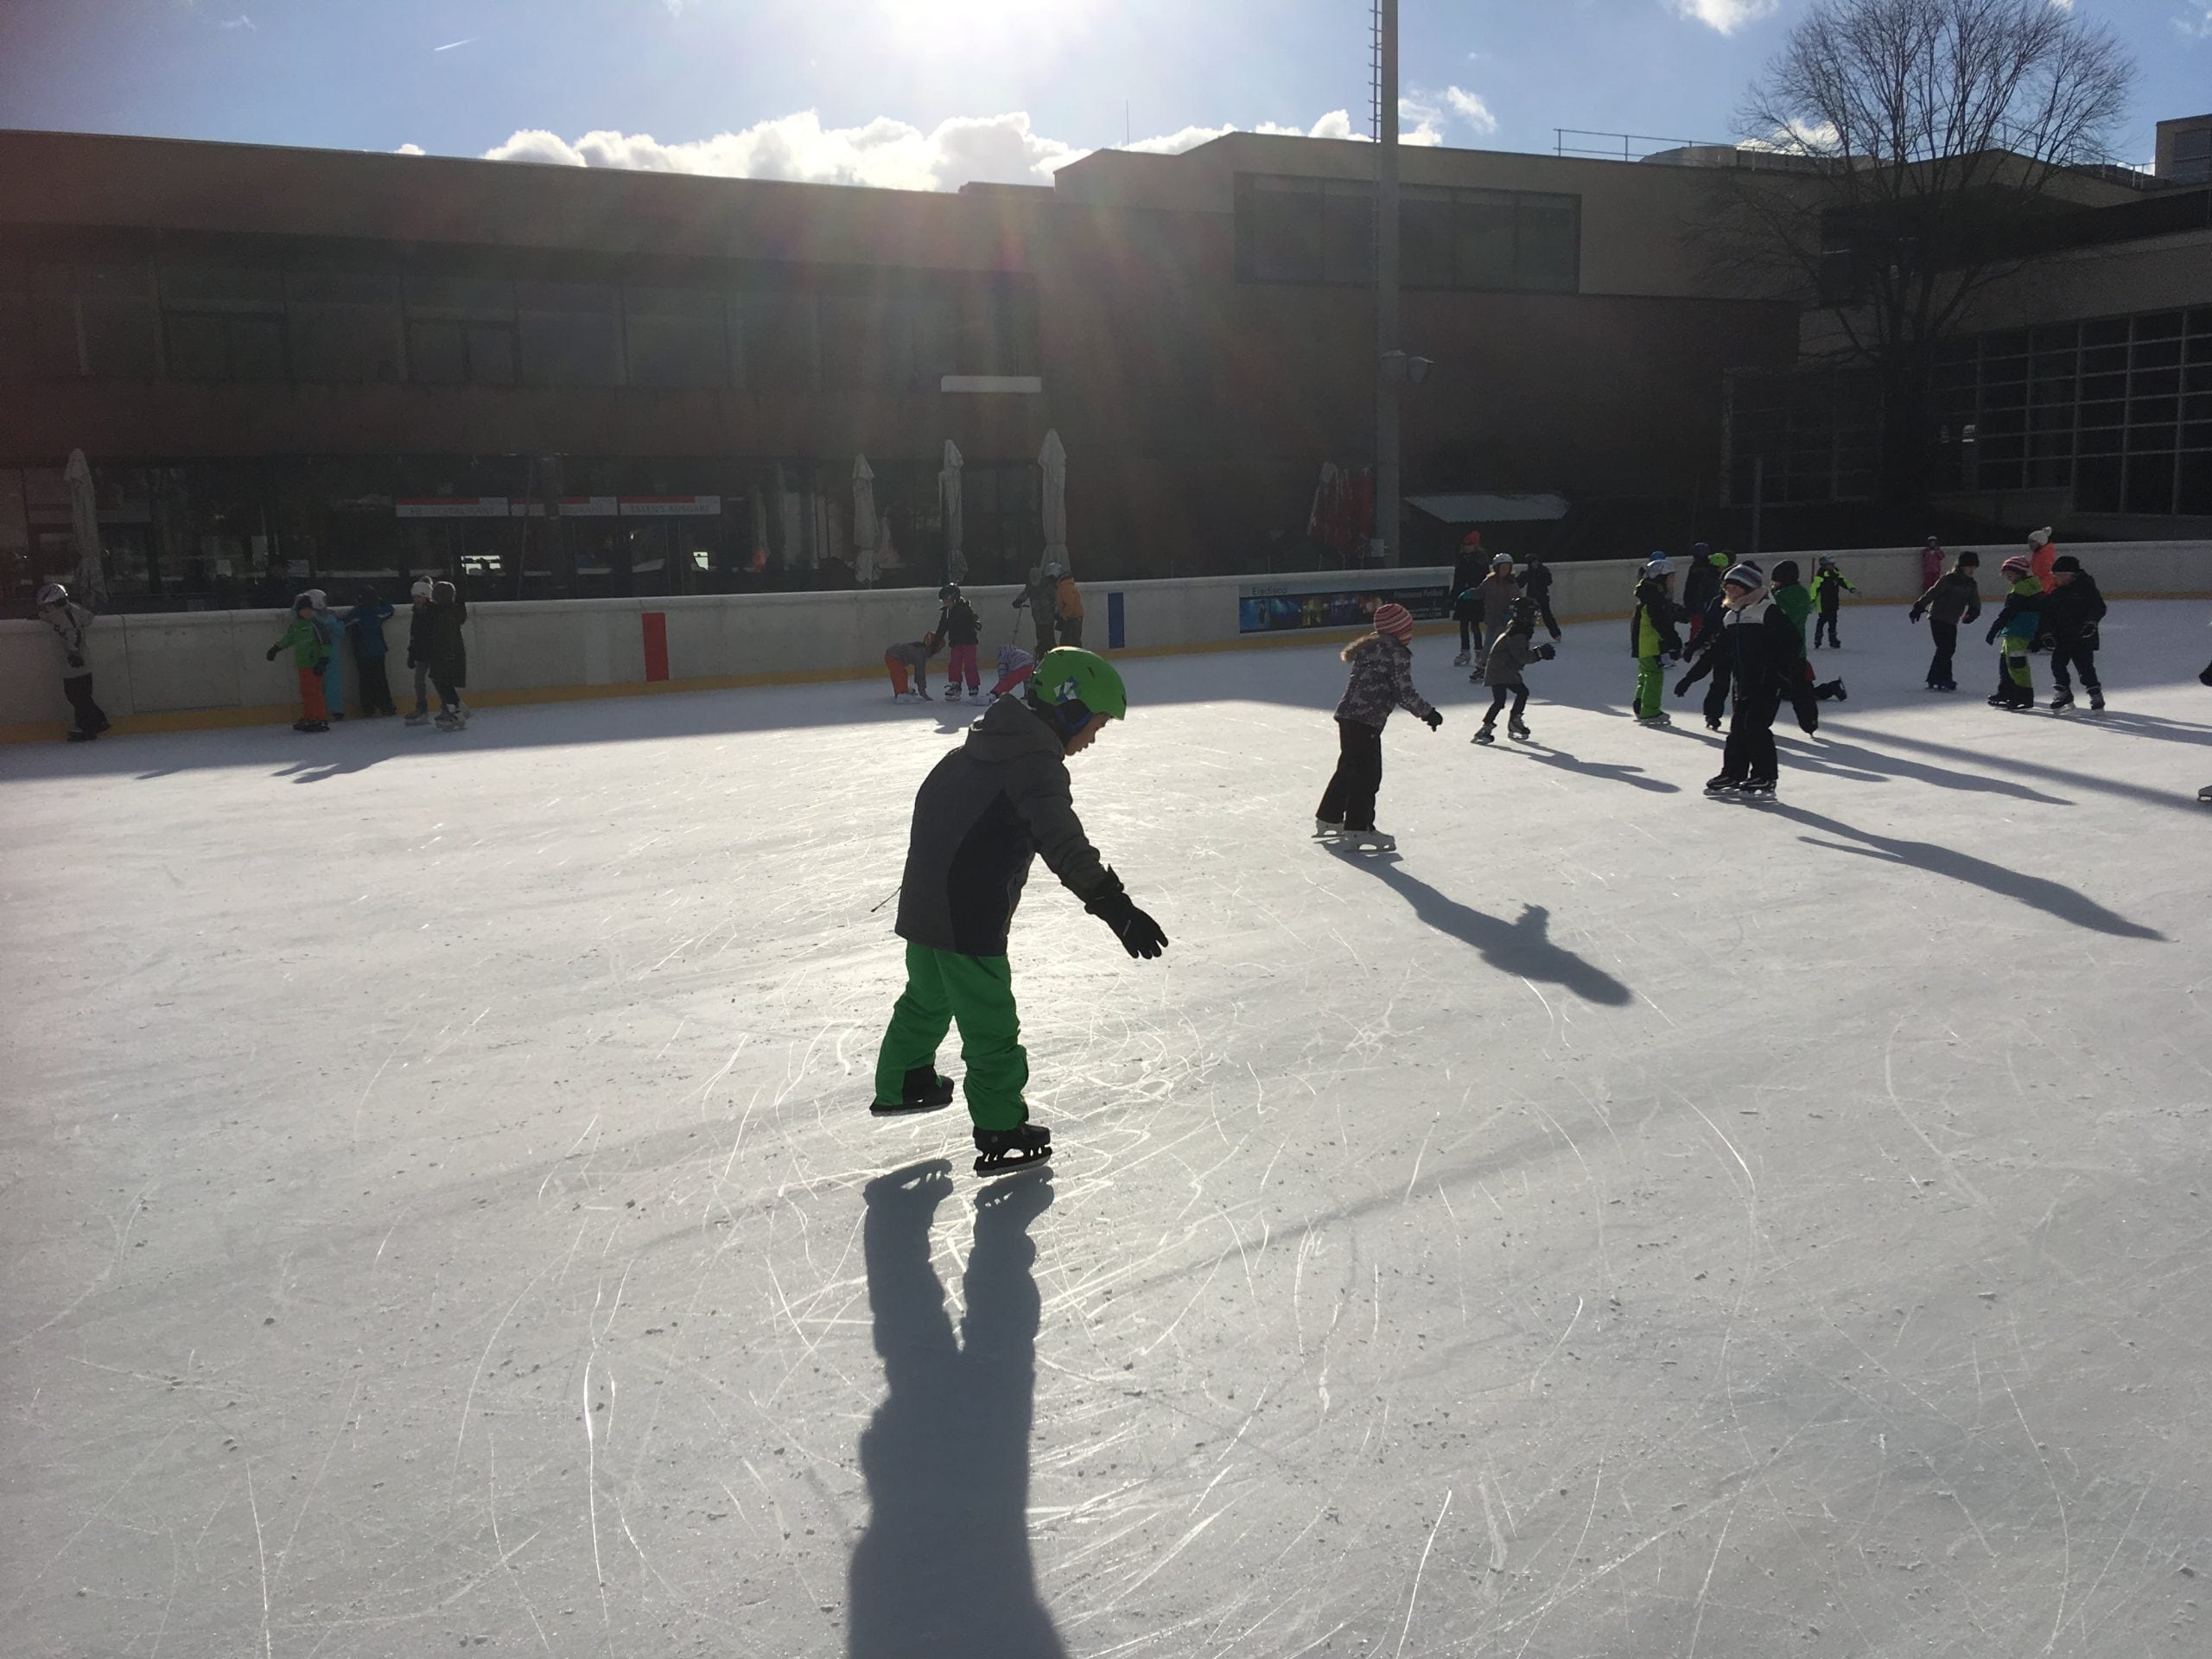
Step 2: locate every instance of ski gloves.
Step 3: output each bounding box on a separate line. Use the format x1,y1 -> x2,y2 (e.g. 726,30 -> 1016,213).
1421,709 -> 1443,731
1535,645 -> 1556,661
1085,868 -> 1169,961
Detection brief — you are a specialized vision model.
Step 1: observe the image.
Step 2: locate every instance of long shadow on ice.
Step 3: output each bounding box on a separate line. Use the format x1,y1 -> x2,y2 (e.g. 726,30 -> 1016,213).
848,1160 -> 1065,1659
1772,804 -> 2165,941
1346,860 -> 1634,1006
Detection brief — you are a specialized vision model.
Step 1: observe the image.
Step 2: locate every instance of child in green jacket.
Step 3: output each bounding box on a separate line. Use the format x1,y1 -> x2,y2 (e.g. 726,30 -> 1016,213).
1986,556 -> 2044,711
265,594 -> 332,733
1770,560 -> 1847,702
1809,556 -> 1857,649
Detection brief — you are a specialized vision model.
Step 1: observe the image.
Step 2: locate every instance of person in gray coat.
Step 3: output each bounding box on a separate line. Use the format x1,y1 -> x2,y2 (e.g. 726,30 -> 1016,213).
1908,550 -> 1981,690
1472,600 -> 1556,744
37,582 -> 110,741
874,648 -> 1166,1173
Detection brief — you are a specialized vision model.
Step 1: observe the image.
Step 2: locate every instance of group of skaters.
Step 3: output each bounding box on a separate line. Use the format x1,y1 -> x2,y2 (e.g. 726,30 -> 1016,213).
1313,527 -> 2169,841
882,563 -> 1085,705
263,580 -> 472,733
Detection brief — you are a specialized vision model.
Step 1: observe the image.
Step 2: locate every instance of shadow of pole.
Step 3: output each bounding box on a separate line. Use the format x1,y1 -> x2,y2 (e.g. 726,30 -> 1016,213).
1770,803 -> 2167,941
1345,857 -> 1635,1006
849,1160 -> 1066,1659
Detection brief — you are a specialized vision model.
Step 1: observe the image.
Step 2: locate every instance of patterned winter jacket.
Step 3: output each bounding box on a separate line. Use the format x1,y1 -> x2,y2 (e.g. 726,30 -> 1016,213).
1334,635 -> 1437,730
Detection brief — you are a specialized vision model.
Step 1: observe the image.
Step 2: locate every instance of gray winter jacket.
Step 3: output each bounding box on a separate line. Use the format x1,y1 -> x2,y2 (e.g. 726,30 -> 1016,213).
1482,632 -> 1547,689
1910,570 -> 1982,627
1334,635 -> 1438,730
894,696 -> 1111,957
44,600 -> 95,670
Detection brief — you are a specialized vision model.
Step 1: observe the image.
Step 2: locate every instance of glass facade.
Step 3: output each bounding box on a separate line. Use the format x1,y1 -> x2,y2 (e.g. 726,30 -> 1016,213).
0,256 -> 1037,394
1935,308 -> 2212,516
1235,173 -> 1581,294
0,454 -> 1047,613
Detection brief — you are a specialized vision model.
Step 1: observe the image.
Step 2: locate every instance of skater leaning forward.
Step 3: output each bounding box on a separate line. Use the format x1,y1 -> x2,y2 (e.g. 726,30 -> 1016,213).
1315,601 -> 1442,854
1909,550 -> 1980,691
873,647 -> 1168,1174
1472,599 -> 1555,745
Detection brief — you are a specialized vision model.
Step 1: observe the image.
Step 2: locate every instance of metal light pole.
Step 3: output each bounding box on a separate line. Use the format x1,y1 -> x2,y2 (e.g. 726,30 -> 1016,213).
1373,0 -> 1401,568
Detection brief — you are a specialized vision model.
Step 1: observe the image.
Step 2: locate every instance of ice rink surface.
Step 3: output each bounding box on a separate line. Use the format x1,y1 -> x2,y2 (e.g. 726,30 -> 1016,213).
4,600 -> 2210,1658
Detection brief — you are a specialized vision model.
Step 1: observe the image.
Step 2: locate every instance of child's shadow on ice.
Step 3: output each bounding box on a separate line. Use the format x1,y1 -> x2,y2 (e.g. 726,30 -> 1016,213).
1344,858 -> 1634,1007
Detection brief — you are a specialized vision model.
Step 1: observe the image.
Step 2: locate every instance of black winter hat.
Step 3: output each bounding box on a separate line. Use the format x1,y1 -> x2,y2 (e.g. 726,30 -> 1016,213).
2050,555 -> 2082,574
1770,560 -> 1801,585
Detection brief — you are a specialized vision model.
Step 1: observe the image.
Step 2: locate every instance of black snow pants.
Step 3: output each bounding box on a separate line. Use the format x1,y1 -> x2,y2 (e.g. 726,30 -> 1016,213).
1926,620 -> 1959,686
1814,608 -> 1840,649
1701,661 -> 1732,728
1481,684 -> 1529,731
1721,689 -> 1781,784
358,658 -> 396,715
62,672 -> 108,735
2050,635 -> 2101,696
1318,718 -> 1385,832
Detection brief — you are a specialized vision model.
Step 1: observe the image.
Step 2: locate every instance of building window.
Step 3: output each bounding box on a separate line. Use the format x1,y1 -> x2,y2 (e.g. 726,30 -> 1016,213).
2171,125 -> 2210,186
745,292 -> 817,391
288,270 -> 403,383
515,280 -> 621,388
625,286 -> 732,389
1236,174 -> 1580,294
0,263 -> 82,378
76,265 -> 162,378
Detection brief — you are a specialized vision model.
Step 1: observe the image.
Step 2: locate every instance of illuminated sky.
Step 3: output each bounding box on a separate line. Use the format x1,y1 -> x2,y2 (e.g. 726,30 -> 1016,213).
1,0 -> 2205,188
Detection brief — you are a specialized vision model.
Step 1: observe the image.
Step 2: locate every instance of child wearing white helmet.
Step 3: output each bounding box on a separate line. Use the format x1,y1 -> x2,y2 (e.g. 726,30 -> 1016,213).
404,577 -> 435,724
1629,556 -> 1681,726
37,581 -> 110,742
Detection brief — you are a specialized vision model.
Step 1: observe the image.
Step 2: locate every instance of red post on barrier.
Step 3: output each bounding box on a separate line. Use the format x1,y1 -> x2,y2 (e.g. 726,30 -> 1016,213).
641,612 -> 670,683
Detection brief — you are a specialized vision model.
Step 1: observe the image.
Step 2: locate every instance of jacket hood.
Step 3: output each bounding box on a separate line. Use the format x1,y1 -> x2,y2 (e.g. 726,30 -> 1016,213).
961,692 -> 1064,764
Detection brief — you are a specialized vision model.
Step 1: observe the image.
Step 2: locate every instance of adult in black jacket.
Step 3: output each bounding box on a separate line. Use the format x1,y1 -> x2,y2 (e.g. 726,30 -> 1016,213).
1448,533 -> 1487,665
1521,553 -> 1560,639
423,580 -> 469,727
1706,562 -> 1813,798
2040,556 -> 2107,710
1908,550 -> 1981,690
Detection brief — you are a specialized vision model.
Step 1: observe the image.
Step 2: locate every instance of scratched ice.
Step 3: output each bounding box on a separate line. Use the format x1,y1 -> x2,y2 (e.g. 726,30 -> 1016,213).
3,601 -> 2210,1657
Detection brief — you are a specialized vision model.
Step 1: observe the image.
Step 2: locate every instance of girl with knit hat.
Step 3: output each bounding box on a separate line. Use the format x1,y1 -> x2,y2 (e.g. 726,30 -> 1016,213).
1985,555 -> 2044,710
1315,601 -> 1443,854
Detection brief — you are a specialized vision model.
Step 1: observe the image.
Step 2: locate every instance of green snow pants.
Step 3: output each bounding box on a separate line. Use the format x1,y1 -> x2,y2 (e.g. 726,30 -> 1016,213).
1635,655 -> 1665,721
874,942 -> 1031,1130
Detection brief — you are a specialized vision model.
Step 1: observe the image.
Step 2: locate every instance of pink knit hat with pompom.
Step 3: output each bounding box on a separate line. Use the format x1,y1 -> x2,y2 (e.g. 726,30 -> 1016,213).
1372,602 -> 1414,642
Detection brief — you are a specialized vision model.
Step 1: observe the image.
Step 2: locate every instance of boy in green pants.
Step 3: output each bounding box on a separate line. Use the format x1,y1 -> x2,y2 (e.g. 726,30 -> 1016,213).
1629,555 -> 1681,726
873,648 -> 1168,1173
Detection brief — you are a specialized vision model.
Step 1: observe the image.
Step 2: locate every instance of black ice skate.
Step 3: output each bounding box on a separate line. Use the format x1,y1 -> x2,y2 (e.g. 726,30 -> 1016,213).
974,1122 -> 1052,1176
1472,728 -> 1496,745
1704,774 -> 1740,797
2049,690 -> 2074,712
872,1067 -> 957,1117
1508,721 -> 1531,741
2089,690 -> 2106,711
1738,776 -> 1777,802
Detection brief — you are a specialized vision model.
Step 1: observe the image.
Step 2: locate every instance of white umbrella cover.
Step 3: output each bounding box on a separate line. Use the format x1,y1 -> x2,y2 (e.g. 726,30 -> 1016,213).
851,455 -> 880,586
1039,428 -> 1069,576
63,448 -> 107,607
939,440 -> 966,583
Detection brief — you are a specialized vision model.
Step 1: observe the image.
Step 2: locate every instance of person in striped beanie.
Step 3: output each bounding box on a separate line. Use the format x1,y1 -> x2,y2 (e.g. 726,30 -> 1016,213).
1315,601 -> 1442,854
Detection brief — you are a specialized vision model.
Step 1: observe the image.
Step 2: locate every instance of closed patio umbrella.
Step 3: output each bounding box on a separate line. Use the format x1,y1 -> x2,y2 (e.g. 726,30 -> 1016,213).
1039,428 -> 1068,576
939,440 -> 966,583
63,448 -> 107,607
851,455 -> 880,586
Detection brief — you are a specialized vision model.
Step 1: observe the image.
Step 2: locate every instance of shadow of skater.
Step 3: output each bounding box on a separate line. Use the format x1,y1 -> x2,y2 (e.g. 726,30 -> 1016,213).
1771,804 -> 2165,941
1351,861 -> 1634,1006
849,1160 -> 1066,1659
1508,744 -> 1681,794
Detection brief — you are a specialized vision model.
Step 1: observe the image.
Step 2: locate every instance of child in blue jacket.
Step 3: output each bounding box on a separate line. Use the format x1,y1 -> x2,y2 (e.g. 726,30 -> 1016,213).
345,592 -> 397,716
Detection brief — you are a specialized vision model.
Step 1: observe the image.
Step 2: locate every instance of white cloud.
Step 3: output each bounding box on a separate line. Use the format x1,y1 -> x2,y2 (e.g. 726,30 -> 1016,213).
216,12 -> 253,27
2178,4 -> 2212,39
472,109 -> 1413,192
394,143 -> 426,156
1668,0 -> 1781,34
1444,86 -> 1499,136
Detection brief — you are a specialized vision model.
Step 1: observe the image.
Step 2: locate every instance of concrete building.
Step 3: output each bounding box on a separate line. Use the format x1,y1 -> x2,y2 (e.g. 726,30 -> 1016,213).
0,127 -> 1801,612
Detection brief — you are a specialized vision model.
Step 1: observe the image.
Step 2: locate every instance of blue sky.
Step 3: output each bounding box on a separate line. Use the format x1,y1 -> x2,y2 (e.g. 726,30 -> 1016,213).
1,0 -> 2206,188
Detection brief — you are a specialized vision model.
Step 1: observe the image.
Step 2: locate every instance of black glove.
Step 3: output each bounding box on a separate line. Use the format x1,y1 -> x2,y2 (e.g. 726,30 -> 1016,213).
66,652 -> 85,669
312,654 -> 330,674
1908,607 -> 1923,624
1084,869 -> 1168,961
1673,677 -> 1692,698
1796,702 -> 1819,735
266,645 -> 281,661
1535,645 -> 1556,661
1985,628 -> 1999,645
2200,661 -> 2212,687
1421,708 -> 1443,731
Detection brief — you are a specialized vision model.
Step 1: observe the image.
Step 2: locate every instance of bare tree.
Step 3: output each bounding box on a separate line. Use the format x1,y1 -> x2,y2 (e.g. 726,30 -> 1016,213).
1715,0 -> 2133,505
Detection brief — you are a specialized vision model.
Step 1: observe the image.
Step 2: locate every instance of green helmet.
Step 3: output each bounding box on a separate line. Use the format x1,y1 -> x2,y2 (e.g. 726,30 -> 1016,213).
1033,647 -> 1127,722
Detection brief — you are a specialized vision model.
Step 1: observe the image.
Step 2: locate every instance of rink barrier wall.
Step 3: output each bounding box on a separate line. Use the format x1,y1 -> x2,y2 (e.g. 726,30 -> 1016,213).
3,540 -> 2206,742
